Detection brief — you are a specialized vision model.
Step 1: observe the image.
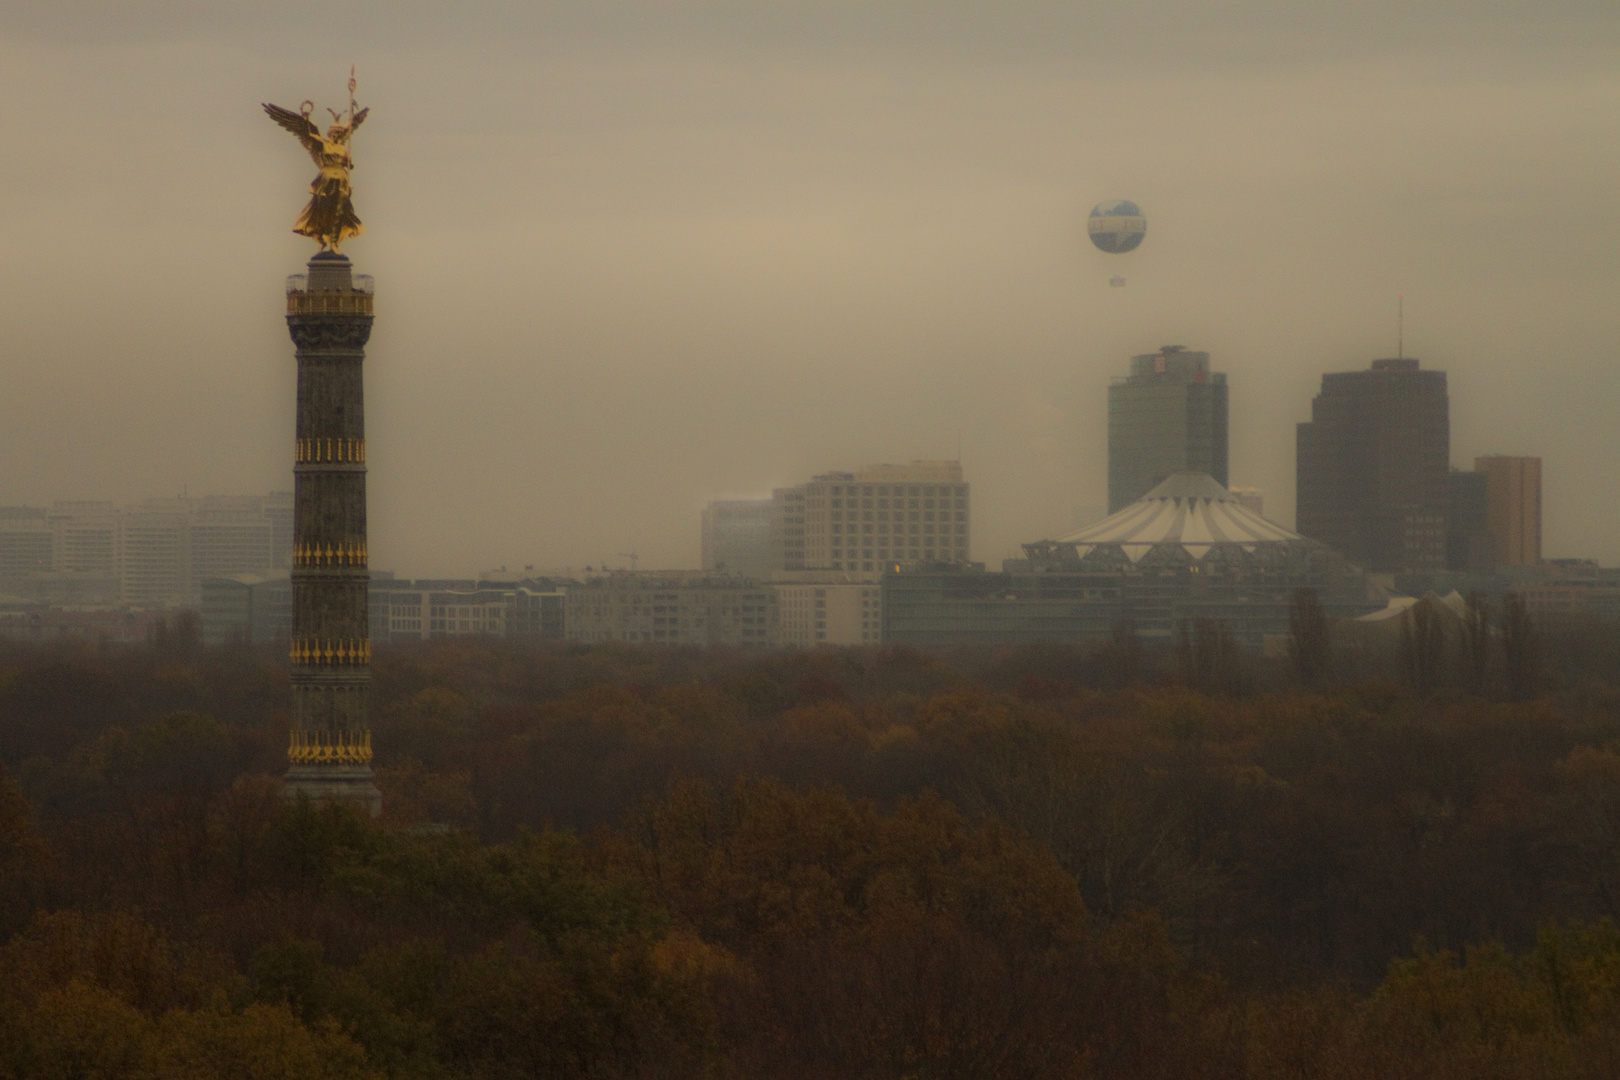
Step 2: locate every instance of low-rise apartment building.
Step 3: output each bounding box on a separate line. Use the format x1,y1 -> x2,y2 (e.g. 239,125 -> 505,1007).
774,572 -> 883,646
565,571 -> 775,646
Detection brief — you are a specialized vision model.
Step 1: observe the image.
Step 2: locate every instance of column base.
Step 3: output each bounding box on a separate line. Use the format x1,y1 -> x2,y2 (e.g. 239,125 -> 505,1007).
282,764 -> 383,818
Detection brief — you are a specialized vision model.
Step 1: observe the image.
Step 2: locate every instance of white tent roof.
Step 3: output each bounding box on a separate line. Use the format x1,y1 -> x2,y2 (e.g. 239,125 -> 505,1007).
1357,590 -> 1468,622
1055,471 -> 1302,563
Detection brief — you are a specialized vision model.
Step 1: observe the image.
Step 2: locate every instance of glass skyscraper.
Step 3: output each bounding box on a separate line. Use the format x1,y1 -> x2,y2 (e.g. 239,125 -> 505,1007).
1106,346 -> 1229,512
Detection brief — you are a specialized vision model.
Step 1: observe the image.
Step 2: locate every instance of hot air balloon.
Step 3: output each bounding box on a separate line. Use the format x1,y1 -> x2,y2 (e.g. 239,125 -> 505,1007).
1087,199 -> 1146,254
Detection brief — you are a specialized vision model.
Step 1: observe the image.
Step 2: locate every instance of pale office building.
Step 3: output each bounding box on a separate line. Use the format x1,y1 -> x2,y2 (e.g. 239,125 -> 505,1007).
50,502 -> 119,577
0,509 -> 51,591
3,495 -> 291,609
1475,456 -> 1541,566
2,504 -> 118,607
774,460 -> 970,580
771,487 -> 808,572
373,579 -> 507,640
427,589 -> 507,637
565,571 -> 776,646
118,499 -> 192,607
264,491 -> 294,570
371,578 -> 567,642
189,496 -> 276,594
776,576 -> 883,646
702,499 -> 774,577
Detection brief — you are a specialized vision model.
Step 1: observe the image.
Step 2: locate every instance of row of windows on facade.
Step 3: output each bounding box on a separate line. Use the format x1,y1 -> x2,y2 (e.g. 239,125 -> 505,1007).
579,615 -> 769,628
819,540 -> 969,553
782,617 -> 883,628
817,484 -> 968,498
829,522 -> 968,536
575,592 -> 770,603
826,552 -> 967,572
579,603 -> 770,616
824,511 -> 968,526
816,499 -> 967,515
596,628 -> 769,641
2,501 -> 296,609
390,618 -> 503,632
387,604 -> 503,619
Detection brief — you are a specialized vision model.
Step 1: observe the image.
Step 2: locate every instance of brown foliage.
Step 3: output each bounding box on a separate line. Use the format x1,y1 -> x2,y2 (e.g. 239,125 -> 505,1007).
4,635 -> 1620,1075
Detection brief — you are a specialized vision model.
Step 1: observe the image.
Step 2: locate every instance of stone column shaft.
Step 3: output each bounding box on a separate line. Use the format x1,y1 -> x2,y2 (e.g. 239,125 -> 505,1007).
282,251 -> 381,815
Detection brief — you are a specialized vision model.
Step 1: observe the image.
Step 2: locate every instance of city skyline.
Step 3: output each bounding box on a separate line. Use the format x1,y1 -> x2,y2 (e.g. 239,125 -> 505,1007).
1,3 -> 1615,572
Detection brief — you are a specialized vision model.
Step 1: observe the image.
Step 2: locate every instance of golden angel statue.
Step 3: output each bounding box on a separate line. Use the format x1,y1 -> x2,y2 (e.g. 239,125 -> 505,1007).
264,72 -> 369,253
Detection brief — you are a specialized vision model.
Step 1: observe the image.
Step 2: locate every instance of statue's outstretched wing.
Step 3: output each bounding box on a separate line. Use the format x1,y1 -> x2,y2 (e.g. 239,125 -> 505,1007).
350,106 -> 369,132
263,103 -> 323,164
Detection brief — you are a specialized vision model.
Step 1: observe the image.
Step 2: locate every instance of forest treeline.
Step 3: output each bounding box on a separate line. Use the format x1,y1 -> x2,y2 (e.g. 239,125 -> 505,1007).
4,608 -> 1620,1078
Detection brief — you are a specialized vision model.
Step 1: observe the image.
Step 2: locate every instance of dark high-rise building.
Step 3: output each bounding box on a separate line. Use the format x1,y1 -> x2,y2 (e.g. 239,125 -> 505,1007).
282,253 -> 381,814
1446,468 -> 1493,571
1107,346 -> 1228,512
1296,358 -> 1449,573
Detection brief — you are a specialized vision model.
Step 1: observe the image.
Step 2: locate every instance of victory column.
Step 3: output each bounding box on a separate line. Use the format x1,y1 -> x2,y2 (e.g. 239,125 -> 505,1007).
265,74 -> 381,814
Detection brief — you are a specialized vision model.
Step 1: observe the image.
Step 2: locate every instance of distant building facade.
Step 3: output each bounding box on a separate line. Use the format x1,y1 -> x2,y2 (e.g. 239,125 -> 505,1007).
772,461 -> 969,579
771,487 -> 808,572
506,584 -> 568,639
1512,560 -> 1620,621
775,573 -> 883,646
114,500 -> 192,606
189,495 -> 285,593
1476,456 -> 1541,566
199,571 -> 570,647
51,502 -> 119,579
1108,346 -> 1228,512
1296,358 -> 1449,573
1386,559 -> 1620,626
370,576 -> 569,642
1,494 -> 294,608
1446,469 -> 1493,571
0,602 -> 162,644
0,508 -> 51,593
886,472 -> 1376,649
701,499 -> 774,577
565,571 -> 776,646
374,581 -> 507,639
200,571 -> 293,645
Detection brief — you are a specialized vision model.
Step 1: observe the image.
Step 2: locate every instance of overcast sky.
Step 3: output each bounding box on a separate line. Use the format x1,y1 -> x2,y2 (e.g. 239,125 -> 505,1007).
1,1 -> 1617,574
